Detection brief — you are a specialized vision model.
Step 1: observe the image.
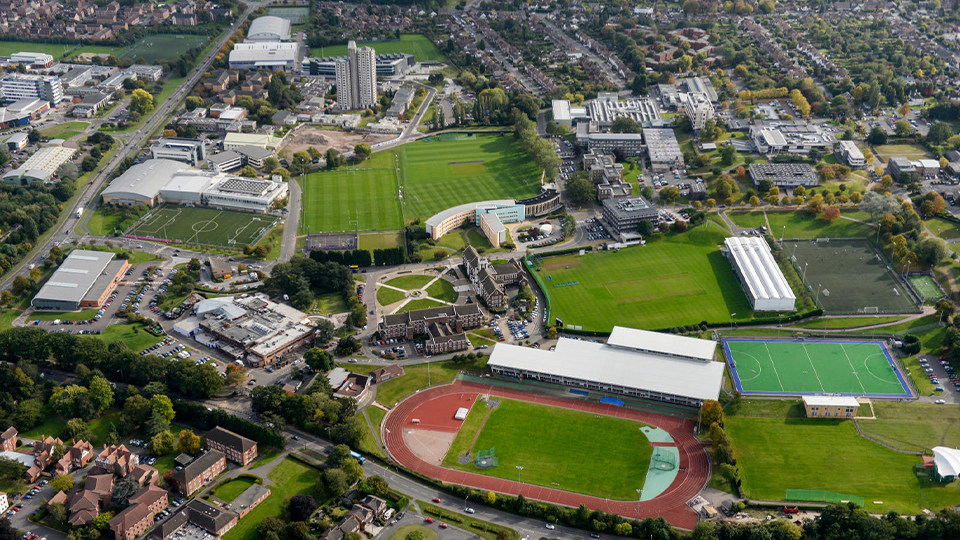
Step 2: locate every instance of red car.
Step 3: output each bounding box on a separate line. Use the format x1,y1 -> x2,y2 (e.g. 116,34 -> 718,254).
432,498 -> 442,503
424,518 -> 435,524
440,524 -> 448,529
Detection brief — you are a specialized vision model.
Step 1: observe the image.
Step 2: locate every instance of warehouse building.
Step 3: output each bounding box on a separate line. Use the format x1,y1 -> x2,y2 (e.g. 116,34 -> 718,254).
100,159 -> 187,206
223,132 -> 282,152
643,128 -> 684,170
32,250 -> 130,311
0,98 -> 49,128
489,326 -> 723,406
748,163 -> 820,188
3,144 -> 77,185
150,138 -> 207,167
601,195 -> 658,235
245,16 -> 292,42
228,42 -> 299,70
722,236 -> 796,312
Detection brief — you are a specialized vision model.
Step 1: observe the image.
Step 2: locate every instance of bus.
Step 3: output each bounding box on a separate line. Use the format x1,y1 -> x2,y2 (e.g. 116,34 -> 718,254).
349,265 -> 359,272
350,450 -> 366,464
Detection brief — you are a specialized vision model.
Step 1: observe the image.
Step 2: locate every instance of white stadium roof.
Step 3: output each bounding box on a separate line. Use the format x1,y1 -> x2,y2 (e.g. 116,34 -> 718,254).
100,159 -> 186,201
933,447 -> 960,477
724,236 -> 796,311
246,16 -> 292,41
488,328 -> 724,402
606,326 -> 716,362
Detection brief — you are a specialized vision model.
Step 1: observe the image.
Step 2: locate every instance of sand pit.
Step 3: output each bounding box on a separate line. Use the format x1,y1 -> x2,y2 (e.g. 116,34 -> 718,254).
281,127 -> 393,156
403,429 -> 457,466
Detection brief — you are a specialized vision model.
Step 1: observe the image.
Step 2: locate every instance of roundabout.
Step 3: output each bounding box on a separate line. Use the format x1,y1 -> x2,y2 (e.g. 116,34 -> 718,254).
382,379 -> 710,530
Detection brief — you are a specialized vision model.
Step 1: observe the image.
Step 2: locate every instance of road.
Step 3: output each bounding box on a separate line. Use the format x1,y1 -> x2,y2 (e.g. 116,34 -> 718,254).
536,17 -> 626,89
280,178 -> 301,262
0,1 -> 265,293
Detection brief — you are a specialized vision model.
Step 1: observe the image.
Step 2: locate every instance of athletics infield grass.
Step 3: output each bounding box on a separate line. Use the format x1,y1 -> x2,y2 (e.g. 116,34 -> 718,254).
724,339 -> 911,397
441,398 -> 652,500
535,227 -> 753,332
127,205 -> 277,248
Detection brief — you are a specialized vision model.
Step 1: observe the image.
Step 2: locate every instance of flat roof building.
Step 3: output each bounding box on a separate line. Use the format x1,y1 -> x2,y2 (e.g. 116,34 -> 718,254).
0,98 -> 49,128
150,138 -> 207,166
802,396 -> 860,418
228,42 -> 299,70
3,145 -> 77,186
207,151 -> 244,173
385,86 -> 415,118
834,140 -> 865,167
748,163 -> 819,188
0,73 -> 63,104
32,250 -> 130,311
308,53 -> 415,78
723,236 -> 796,312
586,94 -> 662,128
643,128 -> 684,170
488,326 -> 723,406
223,132 -> 282,151
601,195 -> 658,235
577,130 -> 644,157
100,159 -> 187,206
750,120 -> 835,155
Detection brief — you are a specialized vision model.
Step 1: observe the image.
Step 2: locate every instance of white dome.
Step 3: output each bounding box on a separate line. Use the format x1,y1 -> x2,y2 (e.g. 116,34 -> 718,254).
539,224 -> 554,234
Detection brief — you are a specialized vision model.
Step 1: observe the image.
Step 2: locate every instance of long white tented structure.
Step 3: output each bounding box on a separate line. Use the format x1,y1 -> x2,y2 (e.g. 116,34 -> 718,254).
932,447 -> 960,480
723,236 -> 796,312
488,327 -> 723,406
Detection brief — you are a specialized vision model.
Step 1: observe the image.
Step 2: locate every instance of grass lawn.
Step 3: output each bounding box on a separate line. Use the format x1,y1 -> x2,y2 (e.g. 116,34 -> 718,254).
310,34 -> 447,62
385,275 -> 434,290
357,411 -> 387,459
419,231 -> 469,257
98,323 -> 163,351
314,292 -> 349,314
726,211 -> 768,229
926,217 -> 960,239
425,279 -> 457,302
252,223 -> 284,262
398,134 -> 541,221
465,228 -> 492,250
376,355 -> 489,407
41,121 -> 89,140
79,244 -> 161,266
377,286 -> 407,306
107,34 -> 207,63
766,211 -> 874,238
299,152 -> 402,233
30,309 -> 100,321
213,477 -> 257,502
0,42 -> 77,59
707,213 -> 730,232
857,401 -> 960,453
223,459 -> 318,540
727,416 -> 960,513
538,227 -> 753,332
360,232 -> 404,251
872,143 -> 931,162
396,299 -> 445,312
442,399 -> 652,500
0,309 -> 21,330
20,409 -> 68,440
128,205 -> 276,248
250,447 -> 282,469
902,355 -> 937,396
787,316 -> 904,329
87,205 -> 148,236
389,525 -> 437,540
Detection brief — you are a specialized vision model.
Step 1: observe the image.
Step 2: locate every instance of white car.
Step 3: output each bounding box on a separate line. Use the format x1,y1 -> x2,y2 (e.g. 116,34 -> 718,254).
935,399 -> 946,404
465,508 -> 475,514
545,524 -> 556,530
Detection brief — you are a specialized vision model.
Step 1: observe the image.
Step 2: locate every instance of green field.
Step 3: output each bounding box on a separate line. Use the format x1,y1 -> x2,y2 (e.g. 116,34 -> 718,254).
726,211 -> 768,229
787,316 -> 904,329
41,121 -> 89,141
376,355 -> 489,407
0,42 -> 76,59
441,399 -> 652,500
909,275 -> 944,302
359,232 -> 404,251
724,339 -> 910,397
767,211 -> 874,239
377,286 -> 407,306
396,298 -> 445,312
400,134 -> 542,220
858,401 -> 960,454
426,278 -> 457,302
925,217 -> 960,239
213,477 -> 257,502
128,205 -> 277,248
311,34 -> 447,62
222,459 -> 317,540
728,416 -> 960,513
300,135 -> 541,232
267,6 -> 310,23
873,143 -> 930,162
98,323 -> 162,351
299,153 -> 402,233
538,227 -> 753,331
76,34 -> 207,63
789,239 -> 918,313
385,275 -> 434,290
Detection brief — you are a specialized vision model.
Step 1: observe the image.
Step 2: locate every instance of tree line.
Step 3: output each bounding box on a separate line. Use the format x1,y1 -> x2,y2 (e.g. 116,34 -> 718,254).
265,255 -> 367,327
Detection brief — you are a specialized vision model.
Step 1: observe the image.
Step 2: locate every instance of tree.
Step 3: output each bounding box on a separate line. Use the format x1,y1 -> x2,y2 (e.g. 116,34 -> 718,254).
546,327 -> 557,339
112,475 -> 141,506
129,88 -> 154,115
564,172 -> 595,205
304,347 -> 335,372
823,206 -> 841,221
149,430 -> 175,456
50,474 -> 75,494
700,400 -> 723,427
928,122 -> 953,145
123,394 -> 152,428
719,145 -> 737,166
48,502 -> 68,523
894,120 -> 913,137
239,165 -> 258,178
354,143 -> 372,161
145,409 -> 170,438
610,117 -> 641,133
177,429 -> 202,455
61,418 -> 93,442
288,494 -> 317,521
292,150 -> 311,173
917,236 -> 950,266
151,394 -> 176,423
271,167 -> 290,182
748,195 -> 760,207
319,468 -> 350,498
866,127 -> 888,146
615,523 -> 633,536
185,96 -> 204,111
637,218 -> 655,238
861,191 -> 901,219
92,511 -> 114,531
358,475 -> 390,498
28,129 -> 41,143
88,376 -> 114,413
264,156 -> 280,171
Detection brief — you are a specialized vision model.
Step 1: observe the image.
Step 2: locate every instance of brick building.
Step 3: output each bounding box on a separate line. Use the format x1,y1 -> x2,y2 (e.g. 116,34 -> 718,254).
204,427 -> 258,466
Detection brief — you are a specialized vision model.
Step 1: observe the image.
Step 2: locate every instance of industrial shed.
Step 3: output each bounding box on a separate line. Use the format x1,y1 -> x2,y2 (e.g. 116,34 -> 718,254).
723,236 -> 796,312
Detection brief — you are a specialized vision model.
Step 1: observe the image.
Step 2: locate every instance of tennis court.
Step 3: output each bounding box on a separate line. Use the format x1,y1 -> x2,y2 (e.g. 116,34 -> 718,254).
788,239 -> 919,314
724,338 -> 911,397
908,274 -> 944,302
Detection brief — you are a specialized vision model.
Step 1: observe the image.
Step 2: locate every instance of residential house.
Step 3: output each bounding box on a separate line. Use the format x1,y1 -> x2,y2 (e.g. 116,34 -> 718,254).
66,473 -> 113,526
169,450 -> 225,496
96,444 -> 139,477
109,485 -> 168,540
370,364 -> 404,384
0,427 -> 16,451
204,427 -> 257,466
130,464 -> 160,487
55,440 -> 94,476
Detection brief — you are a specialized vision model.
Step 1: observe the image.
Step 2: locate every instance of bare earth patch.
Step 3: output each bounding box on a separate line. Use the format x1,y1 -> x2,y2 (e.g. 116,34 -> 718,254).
280,127 -> 393,156
403,429 -> 457,466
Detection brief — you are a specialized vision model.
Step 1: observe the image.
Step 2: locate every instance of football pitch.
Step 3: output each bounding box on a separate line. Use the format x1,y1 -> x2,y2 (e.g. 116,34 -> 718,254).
298,134 -> 542,232
535,227 -> 753,332
789,239 -> 919,314
309,34 -> 447,62
441,398 -> 652,500
724,338 -> 911,397
908,275 -> 943,302
127,206 -> 277,248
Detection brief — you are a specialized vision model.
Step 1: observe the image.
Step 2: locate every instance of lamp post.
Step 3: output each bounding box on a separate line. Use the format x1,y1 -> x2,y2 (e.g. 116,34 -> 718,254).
781,225 -> 785,245
636,489 -> 643,520
802,262 -> 808,286
777,314 -> 783,338
816,283 -> 822,308
730,313 -> 736,334
516,466 -> 524,495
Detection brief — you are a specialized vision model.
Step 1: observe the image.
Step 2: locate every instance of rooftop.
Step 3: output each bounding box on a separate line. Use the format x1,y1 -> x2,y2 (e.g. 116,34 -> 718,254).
33,250 -> 116,305
724,236 -> 796,304
802,395 -> 861,407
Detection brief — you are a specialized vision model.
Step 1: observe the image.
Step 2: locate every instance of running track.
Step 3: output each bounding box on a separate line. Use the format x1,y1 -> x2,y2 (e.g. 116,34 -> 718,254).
382,380 -> 710,530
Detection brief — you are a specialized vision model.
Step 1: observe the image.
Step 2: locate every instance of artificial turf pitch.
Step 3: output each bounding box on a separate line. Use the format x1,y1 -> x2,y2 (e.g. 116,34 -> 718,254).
441,398 -> 652,500
127,205 -> 277,247
908,275 -> 943,302
788,239 -> 918,314
724,339 -> 910,397
536,227 -> 753,332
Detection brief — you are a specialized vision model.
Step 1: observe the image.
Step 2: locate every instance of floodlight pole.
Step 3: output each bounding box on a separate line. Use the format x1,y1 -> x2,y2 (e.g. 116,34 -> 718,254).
793,243 -> 797,259
777,314 -> 783,338
730,313 -> 736,334
802,262 -> 808,286
816,283 -> 822,309
516,466 -> 524,495
636,489 -> 642,520
781,225 -> 785,245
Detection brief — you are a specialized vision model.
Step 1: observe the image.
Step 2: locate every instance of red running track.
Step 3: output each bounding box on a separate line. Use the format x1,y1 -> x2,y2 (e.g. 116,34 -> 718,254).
382,380 -> 710,530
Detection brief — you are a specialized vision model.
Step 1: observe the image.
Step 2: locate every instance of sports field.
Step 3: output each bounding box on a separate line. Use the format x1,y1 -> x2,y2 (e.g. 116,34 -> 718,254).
441,398 -> 652,500
310,34 -> 447,62
724,338 -> 911,397
119,34 -> 206,63
127,205 -> 278,248
908,275 -> 944,302
267,6 -> 310,23
399,134 -> 542,220
0,42 -> 74,59
789,239 -> 918,313
299,134 -> 542,232
536,227 -> 753,331
298,152 -> 403,233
